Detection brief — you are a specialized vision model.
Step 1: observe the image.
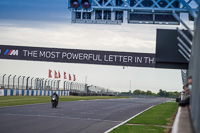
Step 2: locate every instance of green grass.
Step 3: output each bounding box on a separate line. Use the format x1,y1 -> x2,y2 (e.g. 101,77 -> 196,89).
127,102 -> 178,125
0,96 -> 128,107
110,125 -> 165,133
111,102 -> 178,133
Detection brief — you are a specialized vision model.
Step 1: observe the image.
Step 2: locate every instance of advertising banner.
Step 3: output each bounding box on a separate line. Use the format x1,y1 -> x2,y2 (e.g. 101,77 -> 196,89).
0,45 -> 155,68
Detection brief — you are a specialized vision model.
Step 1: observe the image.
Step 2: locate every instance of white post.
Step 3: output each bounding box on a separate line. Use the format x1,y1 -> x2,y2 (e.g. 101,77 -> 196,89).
111,11 -> 115,21
123,11 -> 128,24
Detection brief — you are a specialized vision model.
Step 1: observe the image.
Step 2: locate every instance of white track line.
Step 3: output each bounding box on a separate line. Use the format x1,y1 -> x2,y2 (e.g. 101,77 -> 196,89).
104,105 -> 155,133
171,107 -> 181,133
3,113 -> 121,123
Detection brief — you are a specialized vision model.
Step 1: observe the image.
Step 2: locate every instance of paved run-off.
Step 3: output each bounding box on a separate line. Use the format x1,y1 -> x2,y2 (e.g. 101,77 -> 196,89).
0,98 -> 167,133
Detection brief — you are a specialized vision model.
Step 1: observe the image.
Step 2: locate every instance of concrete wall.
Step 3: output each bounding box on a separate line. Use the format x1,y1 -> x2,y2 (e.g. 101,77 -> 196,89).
188,5 -> 200,133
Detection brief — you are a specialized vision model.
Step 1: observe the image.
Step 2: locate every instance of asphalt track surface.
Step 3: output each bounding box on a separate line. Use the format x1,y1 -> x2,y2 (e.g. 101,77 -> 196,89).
0,98 -> 167,133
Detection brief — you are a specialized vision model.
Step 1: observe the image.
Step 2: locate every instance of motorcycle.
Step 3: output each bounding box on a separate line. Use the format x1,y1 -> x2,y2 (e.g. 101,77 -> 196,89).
51,95 -> 58,108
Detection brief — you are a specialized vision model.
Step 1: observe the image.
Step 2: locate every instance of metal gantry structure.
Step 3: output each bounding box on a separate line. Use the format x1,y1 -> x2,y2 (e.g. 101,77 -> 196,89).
68,0 -> 199,86
0,74 -> 117,96
68,0 -> 198,25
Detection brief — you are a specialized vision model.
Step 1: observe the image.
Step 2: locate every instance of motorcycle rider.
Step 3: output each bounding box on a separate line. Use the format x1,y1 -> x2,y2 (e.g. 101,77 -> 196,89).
51,92 -> 59,106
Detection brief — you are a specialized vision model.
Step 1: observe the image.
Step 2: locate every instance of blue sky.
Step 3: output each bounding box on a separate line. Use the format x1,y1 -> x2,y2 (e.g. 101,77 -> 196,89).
0,0 -> 194,92
0,0 -> 70,21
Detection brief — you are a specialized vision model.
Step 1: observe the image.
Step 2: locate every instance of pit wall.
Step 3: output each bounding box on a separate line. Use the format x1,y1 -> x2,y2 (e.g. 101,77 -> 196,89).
0,89 -> 69,96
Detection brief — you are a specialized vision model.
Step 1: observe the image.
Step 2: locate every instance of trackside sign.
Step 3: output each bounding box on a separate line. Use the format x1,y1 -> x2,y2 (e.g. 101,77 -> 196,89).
0,45 -> 155,68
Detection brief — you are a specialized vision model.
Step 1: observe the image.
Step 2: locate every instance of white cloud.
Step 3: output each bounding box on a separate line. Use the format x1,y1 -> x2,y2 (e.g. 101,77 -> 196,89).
0,21 -> 160,53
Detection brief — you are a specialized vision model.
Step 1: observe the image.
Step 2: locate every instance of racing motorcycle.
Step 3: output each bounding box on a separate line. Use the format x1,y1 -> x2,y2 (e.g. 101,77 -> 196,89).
51,95 -> 58,108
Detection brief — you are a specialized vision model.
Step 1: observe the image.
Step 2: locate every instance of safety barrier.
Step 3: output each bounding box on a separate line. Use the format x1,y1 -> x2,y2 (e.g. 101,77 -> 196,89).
0,74 -> 118,96
0,89 -> 69,96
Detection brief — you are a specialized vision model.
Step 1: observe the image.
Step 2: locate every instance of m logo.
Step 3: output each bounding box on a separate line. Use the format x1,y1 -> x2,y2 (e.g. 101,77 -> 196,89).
4,49 -> 19,56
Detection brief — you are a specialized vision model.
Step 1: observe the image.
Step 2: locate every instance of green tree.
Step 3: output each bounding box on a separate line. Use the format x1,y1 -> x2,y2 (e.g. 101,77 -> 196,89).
133,89 -> 142,95
152,93 -> 157,96
158,89 -> 165,97
157,90 -> 180,98
141,91 -> 146,95
164,91 -> 169,97
146,90 -> 152,95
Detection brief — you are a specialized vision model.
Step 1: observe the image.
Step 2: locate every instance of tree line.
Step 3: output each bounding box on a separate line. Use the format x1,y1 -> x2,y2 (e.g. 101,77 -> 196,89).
121,89 -> 180,98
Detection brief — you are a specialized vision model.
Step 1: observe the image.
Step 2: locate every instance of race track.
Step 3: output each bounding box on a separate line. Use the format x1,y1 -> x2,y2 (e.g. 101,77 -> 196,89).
0,98 -> 167,133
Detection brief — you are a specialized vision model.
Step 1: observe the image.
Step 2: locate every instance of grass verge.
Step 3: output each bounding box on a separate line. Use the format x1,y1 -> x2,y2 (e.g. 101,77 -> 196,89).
111,125 -> 165,133
111,102 -> 178,133
127,102 -> 178,125
0,96 -> 128,107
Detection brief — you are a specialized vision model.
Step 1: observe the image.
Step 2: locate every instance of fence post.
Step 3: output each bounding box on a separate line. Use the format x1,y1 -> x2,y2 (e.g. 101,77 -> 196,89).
54,80 -> 56,90
78,83 -> 80,92
66,81 -> 69,91
71,82 -> 73,93
44,79 -> 48,90
57,80 -> 60,91
35,78 -> 39,90
64,81 -> 66,91
31,77 -> 34,89
48,79 -> 51,90
13,75 -> 16,89
26,77 -> 30,90
81,83 -> 84,93
39,79 -> 41,90
41,78 -> 44,90
18,76 -> 21,89
39,78 -> 43,90
51,80 -> 53,91
2,74 -> 6,88
22,76 -> 25,90
76,82 -> 78,93
67,82 -> 69,91
77,83 -> 80,92
8,75 -> 11,89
